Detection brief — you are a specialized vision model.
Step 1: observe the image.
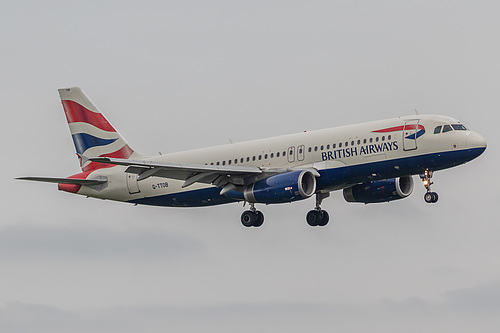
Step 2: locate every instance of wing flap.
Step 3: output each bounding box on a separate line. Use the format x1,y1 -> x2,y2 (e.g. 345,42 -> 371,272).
91,157 -> 263,175
91,157 -> 280,187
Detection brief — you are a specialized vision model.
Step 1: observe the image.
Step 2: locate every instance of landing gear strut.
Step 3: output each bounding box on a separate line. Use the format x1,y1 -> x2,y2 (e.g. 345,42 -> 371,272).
420,170 -> 438,203
306,192 -> 330,227
241,204 -> 264,227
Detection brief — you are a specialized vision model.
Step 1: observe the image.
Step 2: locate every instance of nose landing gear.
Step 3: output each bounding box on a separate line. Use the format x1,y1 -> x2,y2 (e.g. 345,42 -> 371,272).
306,192 -> 330,227
421,170 -> 439,203
241,203 -> 264,227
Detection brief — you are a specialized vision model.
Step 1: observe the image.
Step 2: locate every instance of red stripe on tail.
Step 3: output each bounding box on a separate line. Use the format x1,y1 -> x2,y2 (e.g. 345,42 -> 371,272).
81,145 -> 135,172
62,100 -> 116,132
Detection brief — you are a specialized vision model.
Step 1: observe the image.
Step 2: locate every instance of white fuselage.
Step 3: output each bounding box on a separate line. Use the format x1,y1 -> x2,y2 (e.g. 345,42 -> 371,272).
74,114 -> 486,207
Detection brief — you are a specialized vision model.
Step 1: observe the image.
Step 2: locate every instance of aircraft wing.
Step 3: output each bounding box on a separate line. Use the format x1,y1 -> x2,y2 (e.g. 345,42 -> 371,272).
90,157 -> 295,189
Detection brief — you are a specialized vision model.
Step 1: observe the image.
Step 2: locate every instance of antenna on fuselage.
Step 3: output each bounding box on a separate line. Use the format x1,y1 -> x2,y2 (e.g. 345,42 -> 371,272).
415,109 -> 420,115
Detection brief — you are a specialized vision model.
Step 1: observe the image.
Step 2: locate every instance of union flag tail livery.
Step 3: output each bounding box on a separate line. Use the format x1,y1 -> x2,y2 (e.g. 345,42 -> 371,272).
59,87 -> 141,171
18,87 -> 487,228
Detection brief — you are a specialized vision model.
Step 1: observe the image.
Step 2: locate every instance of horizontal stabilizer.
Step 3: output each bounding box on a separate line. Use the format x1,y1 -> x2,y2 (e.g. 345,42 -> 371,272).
16,177 -> 107,186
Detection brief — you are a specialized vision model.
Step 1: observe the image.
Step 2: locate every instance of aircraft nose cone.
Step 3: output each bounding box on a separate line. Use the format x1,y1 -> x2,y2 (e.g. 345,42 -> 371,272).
466,132 -> 487,149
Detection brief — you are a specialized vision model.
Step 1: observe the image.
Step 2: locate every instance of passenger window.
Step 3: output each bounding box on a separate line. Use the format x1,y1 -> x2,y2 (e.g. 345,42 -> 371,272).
270,153 -> 274,158
277,152 -> 280,157
264,154 -> 268,159
283,151 -> 286,156
333,143 -> 336,149
388,135 -> 391,140
258,155 -> 262,160
363,139 -> 367,144
351,141 -> 354,146
381,136 -> 385,141
375,137 -> 379,142
314,146 -> 318,151
434,126 -> 442,134
299,148 -> 303,154
339,142 -> 342,148
327,144 -> 330,149
216,162 -> 220,165
252,156 -> 256,161
222,161 -> 226,166
228,160 -> 231,165
308,147 -> 312,153
320,145 -> 324,150
246,157 -> 250,162
240,158 -> 244,163
357,140 -> 360,145
345,141 -> 348,147
369,138 -> 373,143
443,125 -> 453,133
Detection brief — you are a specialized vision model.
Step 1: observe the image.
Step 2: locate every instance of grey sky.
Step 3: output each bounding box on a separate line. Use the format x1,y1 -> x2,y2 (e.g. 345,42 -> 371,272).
1,0 -> 499,332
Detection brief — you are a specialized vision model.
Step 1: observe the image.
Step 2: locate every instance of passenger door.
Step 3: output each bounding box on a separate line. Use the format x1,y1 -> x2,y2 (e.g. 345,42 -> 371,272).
403,120 -> 419,151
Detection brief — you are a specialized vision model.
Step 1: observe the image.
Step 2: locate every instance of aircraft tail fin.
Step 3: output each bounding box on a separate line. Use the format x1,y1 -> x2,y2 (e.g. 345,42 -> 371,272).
58,87 -> 143,171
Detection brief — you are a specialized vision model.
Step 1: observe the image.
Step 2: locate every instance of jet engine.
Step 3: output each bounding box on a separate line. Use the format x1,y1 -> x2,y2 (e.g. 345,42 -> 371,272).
343,176 -> 414,204
225,170 -> 316,204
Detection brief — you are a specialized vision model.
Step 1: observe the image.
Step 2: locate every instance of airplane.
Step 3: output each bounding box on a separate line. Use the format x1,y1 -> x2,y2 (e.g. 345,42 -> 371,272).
17,87 -> 487,227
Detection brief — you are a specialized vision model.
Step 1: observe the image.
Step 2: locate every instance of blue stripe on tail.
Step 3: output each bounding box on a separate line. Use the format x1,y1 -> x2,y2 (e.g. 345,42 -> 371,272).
71,133 -> 118,154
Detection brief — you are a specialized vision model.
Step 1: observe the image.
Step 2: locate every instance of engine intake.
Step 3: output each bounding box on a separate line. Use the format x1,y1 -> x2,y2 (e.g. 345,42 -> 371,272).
225,170 -> 316,204
343,176 -> 414,204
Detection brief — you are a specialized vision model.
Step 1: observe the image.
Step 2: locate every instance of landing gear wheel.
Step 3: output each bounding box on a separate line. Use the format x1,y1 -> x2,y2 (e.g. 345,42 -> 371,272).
241,210 -> 256,227
317,210 -> 329,226
241,209 -> 264,227
424,192 -> 439,203
306,210 -> 321,226
306,210 -> 329,227
306,192 -> 331,227
254,211 -> 264,227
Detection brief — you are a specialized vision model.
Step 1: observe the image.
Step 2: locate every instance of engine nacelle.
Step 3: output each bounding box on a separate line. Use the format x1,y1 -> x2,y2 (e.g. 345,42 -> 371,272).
343,176 -> 414,204
225,170 -> 316,204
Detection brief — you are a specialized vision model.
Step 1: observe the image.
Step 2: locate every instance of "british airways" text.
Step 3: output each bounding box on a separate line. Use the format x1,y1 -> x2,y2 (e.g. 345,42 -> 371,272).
322,141 -> 399,161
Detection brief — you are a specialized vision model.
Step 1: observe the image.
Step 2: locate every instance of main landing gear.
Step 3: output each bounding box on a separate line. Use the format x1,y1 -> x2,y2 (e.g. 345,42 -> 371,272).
240,192 -> 331,228
421,170 -> 439,203
306,192 -> 330,227
241,204 -> 264,227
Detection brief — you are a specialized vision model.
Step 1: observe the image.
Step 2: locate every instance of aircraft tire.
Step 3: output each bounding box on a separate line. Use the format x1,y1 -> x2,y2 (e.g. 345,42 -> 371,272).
241,210 -> 256,227
424,192 -> 439,203
254,211 -> 264,227
317,210 -> 329,226
306,210 -> 321,226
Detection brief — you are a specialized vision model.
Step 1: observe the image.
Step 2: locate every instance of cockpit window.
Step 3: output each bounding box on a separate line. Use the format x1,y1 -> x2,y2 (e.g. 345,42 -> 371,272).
434,126 -> 442,134
442,124 -> 453,133
452,124 -> 467,131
